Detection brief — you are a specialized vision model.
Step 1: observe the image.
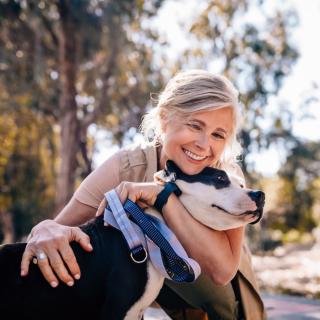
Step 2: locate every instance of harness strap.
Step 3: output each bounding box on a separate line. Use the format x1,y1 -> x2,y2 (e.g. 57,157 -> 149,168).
104,190 -> 201,282
105,190 -> 147,263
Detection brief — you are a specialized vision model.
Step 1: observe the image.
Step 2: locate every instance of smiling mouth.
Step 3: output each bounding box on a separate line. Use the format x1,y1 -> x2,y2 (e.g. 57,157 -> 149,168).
182,148 -> 209,161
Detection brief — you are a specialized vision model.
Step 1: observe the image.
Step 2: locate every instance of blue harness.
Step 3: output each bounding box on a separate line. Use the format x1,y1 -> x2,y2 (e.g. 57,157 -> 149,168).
104,189 -> 201,282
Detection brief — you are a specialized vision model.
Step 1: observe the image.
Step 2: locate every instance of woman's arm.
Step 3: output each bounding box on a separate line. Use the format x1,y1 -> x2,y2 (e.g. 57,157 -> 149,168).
21,152 -> 121,287
103,180 -> 244,286
163,194 -> 244,285
54,197 -> 97,226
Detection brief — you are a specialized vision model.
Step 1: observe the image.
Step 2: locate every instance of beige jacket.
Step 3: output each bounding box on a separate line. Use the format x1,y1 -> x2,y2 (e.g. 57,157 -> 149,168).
74,143 -> 265,319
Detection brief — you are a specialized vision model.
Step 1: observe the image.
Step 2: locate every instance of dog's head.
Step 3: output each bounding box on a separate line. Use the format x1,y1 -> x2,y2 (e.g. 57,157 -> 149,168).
154,160 -> 265,231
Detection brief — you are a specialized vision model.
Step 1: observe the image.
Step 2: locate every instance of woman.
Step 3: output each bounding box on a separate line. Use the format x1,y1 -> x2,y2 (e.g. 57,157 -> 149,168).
20,70 -> 265,319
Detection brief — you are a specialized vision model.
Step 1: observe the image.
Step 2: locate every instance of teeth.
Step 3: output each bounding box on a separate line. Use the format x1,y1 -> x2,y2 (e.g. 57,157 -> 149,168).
183,149 -> 207,161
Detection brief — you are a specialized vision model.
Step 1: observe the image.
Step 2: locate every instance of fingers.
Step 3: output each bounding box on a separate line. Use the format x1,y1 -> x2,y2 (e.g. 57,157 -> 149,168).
96,198 -> 107,217
117,181 -> 141,203
136,200 -> 148,209
116,182 -> 129,203
70,227 -> 93,252
115,181 -> 159,206
21,245 -> 66,288
21,245 -> 35,276
22,244 -> 77,287
59,244 -> 81,281
47,228 -> 92,285
36,250 -> 60,287
21,221 -> 91,288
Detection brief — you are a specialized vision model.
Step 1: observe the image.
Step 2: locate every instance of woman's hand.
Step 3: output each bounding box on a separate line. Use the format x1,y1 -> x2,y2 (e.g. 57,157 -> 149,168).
96,181 -> 163,216
21,219 -> 93,287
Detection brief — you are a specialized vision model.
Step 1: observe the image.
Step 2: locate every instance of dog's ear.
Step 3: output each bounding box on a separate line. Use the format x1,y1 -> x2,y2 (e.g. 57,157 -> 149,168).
165,160 -> 181,177
154,160 -> 181,184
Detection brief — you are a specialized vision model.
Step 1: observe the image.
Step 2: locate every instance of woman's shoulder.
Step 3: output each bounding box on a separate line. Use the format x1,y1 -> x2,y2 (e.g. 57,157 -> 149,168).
118,141 -> 156,167
116,141 -> 158,182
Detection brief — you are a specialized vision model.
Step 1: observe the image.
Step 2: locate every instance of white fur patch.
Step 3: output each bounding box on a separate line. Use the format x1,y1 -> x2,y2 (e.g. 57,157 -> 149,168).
124,262 -> 164,320
176,180 -> 258,230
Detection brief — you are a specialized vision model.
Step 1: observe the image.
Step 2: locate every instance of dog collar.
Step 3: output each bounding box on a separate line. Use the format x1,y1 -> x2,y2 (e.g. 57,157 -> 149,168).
154,182 -> 182,214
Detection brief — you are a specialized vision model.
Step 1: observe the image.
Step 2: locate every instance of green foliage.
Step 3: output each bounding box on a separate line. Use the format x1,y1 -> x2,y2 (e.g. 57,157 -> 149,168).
179,0 -> 299,175
276,141 -> 320,232
0,0 -> 166,238
0,108 -> 56,240
0,0 -> 165,137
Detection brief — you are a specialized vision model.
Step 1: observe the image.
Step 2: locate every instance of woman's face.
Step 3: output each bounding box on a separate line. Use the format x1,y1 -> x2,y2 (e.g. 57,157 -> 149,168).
160,107 -> 233,175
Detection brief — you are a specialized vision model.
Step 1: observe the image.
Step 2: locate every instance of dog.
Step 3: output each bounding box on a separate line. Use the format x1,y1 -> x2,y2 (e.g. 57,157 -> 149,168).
0,161 -> 264,320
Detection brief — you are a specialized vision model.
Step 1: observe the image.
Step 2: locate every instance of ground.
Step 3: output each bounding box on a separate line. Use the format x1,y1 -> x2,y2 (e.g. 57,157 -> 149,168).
145,242 -> 320,319
144,294 -> 320,319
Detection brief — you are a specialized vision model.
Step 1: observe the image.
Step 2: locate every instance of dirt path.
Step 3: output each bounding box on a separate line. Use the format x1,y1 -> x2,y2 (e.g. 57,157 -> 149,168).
145,294 -> 320,319
145,244 -> 320,319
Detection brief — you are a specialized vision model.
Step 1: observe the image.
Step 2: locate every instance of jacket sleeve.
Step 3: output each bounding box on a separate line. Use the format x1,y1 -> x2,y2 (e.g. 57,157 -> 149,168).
73,151 -> 122,208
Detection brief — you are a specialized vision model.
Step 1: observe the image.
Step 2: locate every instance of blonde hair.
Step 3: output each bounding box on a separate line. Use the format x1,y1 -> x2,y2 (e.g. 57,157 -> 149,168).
140,69 -> 243,166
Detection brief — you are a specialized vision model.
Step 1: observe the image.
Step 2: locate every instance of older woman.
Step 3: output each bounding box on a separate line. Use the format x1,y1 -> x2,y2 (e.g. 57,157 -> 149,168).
21,70 -> 265,319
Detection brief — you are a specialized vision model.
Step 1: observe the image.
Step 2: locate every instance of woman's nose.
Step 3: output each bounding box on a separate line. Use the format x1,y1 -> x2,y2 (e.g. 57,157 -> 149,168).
195,134 -> 210,150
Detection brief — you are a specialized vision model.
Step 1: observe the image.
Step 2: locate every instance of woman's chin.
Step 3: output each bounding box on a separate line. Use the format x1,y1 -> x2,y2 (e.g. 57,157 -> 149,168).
179,163 -> 206,175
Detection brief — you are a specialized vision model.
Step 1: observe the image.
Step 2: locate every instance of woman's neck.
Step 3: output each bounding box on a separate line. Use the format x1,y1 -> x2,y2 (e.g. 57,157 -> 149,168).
156,144 -> 167,171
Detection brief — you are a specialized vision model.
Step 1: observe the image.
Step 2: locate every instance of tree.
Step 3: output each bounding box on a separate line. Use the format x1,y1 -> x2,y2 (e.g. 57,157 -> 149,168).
0,107 -> 56,241
277,141 -> 320,231
177,0 -> 299,176
0,0 -> 165,214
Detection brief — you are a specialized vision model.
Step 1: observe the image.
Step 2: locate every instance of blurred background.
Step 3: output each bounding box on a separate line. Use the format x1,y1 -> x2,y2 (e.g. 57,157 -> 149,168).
0,0 -> 319,302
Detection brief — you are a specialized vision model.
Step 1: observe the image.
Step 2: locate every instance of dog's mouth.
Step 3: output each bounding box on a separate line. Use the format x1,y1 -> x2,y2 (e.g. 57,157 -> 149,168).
211,204 -> 229,214
211,204 -> 263,224
247,209 -> 263,225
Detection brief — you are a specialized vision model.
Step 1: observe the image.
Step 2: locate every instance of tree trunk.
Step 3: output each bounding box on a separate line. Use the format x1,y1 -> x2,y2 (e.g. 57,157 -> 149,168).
55,0 -> 79,214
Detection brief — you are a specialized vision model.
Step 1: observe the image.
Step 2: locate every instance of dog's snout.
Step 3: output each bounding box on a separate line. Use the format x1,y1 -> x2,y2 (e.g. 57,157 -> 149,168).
248,191 -> 265,208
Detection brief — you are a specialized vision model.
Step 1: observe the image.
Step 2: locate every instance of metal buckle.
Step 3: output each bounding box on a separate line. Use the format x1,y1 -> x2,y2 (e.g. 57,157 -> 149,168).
130,246 -> 148,264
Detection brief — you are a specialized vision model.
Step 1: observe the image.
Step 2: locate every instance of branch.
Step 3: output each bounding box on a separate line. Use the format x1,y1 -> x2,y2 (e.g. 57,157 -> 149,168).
81,39 -> 119,130
79,139 -> 92,177
26,1 -> 59,49
39,11 -> 59,48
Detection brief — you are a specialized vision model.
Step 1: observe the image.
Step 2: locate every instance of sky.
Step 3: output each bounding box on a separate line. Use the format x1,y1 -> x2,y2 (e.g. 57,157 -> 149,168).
93,0 -> 320,176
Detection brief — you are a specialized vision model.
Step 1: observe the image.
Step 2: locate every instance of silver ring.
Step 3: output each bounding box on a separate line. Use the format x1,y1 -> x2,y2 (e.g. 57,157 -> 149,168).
37,252 -> 47,261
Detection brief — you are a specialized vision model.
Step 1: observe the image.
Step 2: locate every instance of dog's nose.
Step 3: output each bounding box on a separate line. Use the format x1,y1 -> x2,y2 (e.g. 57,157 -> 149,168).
248,191 -> 265,209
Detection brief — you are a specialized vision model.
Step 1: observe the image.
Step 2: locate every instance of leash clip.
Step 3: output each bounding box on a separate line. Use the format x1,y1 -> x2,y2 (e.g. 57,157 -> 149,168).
130,245 -> 148,264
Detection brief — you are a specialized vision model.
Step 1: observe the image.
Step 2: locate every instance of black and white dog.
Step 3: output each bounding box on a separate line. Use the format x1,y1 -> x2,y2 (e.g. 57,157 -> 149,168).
0,161 -> 264,320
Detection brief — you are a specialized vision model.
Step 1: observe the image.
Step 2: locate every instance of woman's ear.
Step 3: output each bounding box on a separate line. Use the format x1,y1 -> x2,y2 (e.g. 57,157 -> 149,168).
159,110 -> 168,133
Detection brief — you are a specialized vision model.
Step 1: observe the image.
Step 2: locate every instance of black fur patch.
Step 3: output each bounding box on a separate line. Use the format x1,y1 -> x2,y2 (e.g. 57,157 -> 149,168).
165,160 -> 231,189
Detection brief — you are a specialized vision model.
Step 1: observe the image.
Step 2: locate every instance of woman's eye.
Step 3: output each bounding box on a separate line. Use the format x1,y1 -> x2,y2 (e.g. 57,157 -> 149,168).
212,132 -> 225,140
187,123 -> 201,130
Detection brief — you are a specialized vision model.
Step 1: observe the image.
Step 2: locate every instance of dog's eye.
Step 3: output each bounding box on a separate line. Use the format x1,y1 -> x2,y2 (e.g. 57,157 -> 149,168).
240,184 -> 244,188
217,175 -> 226,181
